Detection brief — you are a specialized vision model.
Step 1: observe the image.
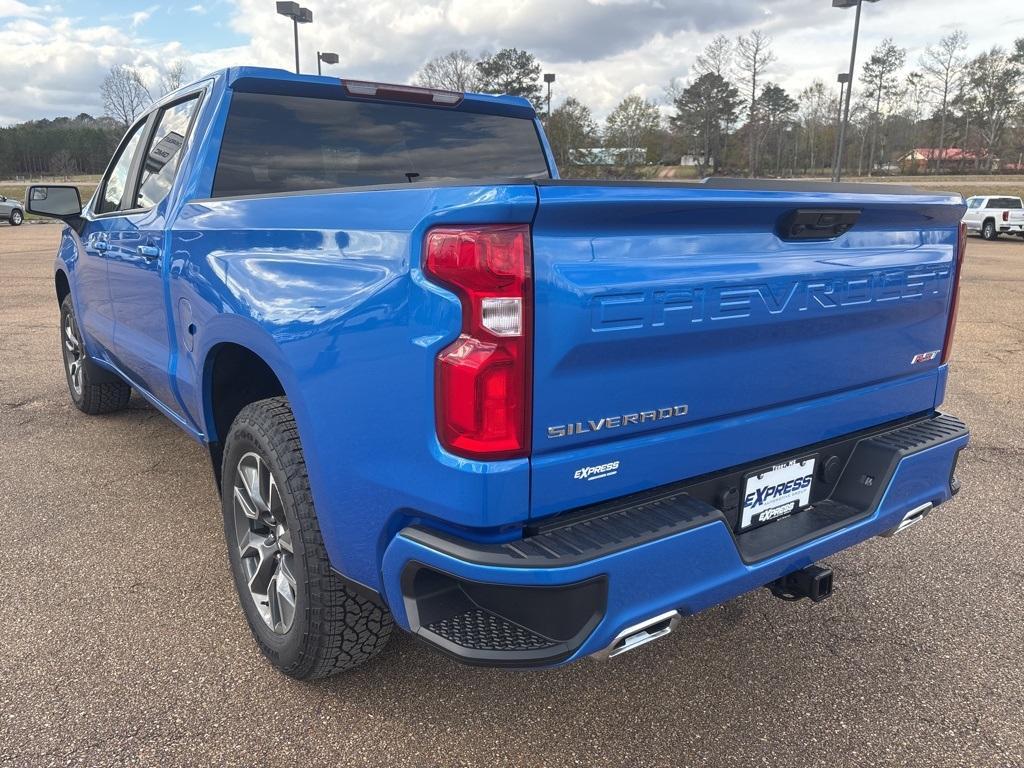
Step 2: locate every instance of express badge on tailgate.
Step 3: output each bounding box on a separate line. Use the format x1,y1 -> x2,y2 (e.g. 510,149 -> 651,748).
740,456 -> 816,531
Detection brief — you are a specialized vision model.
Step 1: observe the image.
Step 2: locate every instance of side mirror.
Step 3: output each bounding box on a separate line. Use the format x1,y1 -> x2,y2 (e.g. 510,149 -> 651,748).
26,185 -> 83,229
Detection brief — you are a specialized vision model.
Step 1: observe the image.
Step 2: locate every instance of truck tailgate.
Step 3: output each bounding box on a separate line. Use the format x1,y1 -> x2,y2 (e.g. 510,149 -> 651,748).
529,180 -> 965,517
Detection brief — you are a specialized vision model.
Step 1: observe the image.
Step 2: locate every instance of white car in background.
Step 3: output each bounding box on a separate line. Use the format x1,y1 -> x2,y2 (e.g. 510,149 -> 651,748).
963,195 -> 1024,240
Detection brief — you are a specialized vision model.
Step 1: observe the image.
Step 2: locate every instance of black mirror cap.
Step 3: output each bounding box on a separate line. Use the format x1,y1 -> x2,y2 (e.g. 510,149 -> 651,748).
26,185 -> 83,226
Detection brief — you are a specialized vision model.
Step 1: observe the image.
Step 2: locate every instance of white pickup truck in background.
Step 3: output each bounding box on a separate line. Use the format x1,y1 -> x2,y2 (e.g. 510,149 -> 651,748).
963,195 -> 1024,240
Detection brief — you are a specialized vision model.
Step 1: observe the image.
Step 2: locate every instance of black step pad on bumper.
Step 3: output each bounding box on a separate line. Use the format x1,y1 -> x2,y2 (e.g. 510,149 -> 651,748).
402,413 -> 967,568
401,566 -> 606,667
866,413 -> 966,452
427,608 -> 559,652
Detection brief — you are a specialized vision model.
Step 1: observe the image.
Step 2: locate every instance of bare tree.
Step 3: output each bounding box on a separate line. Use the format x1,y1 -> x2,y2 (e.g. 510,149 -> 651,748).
160,60 -> 191,96
695,34 -> 734,79
797,80 -> 831,173
920,30 -> 968,172
414,50 -> 482,92
50,149 -> 76,179
663,76 -> 686,106
903,70 -> 927,164
861,38 -> 906,175
735,30 -> 776,176
958,46 -> 1023,171
101,64 -> 151,129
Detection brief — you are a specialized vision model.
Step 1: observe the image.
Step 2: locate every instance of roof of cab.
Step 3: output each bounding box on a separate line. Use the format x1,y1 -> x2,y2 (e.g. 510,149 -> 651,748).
197,66 -> 537,119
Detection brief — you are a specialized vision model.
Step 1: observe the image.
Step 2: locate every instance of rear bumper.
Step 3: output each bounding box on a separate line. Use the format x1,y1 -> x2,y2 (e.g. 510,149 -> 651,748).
381,414 -> 968,668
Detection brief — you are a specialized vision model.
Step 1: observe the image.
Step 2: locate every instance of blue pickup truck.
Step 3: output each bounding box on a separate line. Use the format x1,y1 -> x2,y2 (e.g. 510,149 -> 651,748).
28,67 -> 969,678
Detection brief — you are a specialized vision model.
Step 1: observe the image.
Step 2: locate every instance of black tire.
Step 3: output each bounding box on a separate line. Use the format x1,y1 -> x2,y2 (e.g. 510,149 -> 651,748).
981,219 -> 998,240
60,294 -> 132,414
9,209 -> 23,226
222,397 -> 393,679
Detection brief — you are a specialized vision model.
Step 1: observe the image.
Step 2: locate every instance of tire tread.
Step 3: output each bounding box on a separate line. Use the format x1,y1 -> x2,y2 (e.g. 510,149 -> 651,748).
60,295 -> 131,415
226,397 -> 393,679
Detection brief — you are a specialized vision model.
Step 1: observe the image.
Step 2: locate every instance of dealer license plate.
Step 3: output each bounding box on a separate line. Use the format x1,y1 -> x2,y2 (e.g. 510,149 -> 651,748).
739,456 -> 816,532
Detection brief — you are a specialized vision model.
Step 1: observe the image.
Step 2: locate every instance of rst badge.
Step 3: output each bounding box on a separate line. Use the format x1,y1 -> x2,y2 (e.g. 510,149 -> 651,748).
740,456 -> 816,531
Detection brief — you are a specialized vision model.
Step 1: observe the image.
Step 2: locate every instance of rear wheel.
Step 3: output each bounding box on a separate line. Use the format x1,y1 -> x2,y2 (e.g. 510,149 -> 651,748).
9,209 -> 23,226
981,219 -> 998,240
60,294 -> 132,414
222,397 -> 393,679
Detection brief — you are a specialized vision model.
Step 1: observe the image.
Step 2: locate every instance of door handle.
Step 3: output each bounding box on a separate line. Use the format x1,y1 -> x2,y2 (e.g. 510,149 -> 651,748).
780,209 -> 860,240
137,245 -> 161,260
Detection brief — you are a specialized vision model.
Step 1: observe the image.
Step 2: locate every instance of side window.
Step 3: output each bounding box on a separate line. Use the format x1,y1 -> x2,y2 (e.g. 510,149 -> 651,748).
136,95 -> 201,209
968,198 -> 983,209
97,121 -> 145,214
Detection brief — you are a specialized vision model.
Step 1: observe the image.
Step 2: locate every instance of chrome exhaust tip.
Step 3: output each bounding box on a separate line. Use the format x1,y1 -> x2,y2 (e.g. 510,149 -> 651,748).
591,610 -> 680,661
882,502 -> 933,537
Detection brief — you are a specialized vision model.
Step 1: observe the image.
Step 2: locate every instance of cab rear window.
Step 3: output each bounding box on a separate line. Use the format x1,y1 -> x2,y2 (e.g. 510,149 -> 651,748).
986,197 -> 1023,209
212,92 -> 551,197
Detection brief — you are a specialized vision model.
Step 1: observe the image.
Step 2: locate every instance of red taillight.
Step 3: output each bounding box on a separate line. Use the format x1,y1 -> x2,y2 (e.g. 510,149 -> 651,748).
425,225 -> 532,459
1003,210 -> 1010,222
941,221 -> 967,364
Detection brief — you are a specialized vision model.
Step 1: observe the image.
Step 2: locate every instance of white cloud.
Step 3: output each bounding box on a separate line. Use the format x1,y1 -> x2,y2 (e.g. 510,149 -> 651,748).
186,4 -> 207,14
220,0 -> 1021,118
0,0 -> 40,18
0,12 -> 181,124
0,0 -> 1020,126
130,5 -> 159,28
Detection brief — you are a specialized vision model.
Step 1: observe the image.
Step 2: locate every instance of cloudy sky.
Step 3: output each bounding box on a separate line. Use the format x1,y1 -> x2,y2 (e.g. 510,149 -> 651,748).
0,0 -> 1021,126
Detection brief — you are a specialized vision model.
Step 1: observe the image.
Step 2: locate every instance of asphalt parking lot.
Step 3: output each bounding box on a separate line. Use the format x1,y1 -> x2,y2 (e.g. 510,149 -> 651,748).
2,223 -> 1023,767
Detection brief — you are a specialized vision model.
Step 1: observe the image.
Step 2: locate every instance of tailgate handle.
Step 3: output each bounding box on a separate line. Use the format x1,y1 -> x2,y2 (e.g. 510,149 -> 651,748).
781,209 -> 860,240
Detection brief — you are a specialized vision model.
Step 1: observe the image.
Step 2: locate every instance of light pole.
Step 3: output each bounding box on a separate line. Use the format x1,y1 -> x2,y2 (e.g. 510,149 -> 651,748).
317,51 -> 338,76
831,0 -> 881,182
276,2 -> 313,75
543,73 -> 555,118
831,72 -> 850,177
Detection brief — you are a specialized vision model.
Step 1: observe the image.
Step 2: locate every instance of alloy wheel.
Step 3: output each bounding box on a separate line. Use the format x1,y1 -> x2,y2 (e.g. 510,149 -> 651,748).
62,312 -> 83,396
232,451 -> 297,634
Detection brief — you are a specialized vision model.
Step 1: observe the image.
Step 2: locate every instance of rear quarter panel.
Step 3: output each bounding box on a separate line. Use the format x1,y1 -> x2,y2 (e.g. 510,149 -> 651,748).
169,183 -> 539,590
